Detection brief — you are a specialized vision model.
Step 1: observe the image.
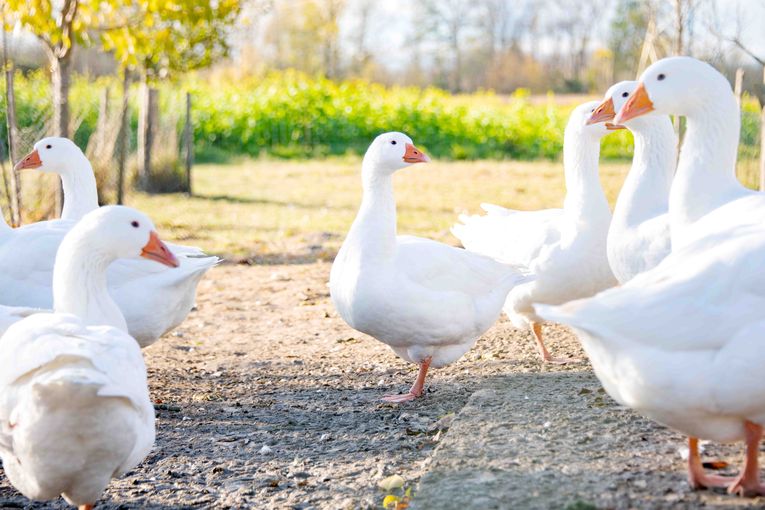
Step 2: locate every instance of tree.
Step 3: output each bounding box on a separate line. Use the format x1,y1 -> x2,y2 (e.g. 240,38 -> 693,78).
608,0 -> 650,80
101,0 -> 240,81
5,0 -> 132,137
100,0 -> 239,192
418,0 -> 473,92
261,0 -> 345,79
5,0 -> 136,211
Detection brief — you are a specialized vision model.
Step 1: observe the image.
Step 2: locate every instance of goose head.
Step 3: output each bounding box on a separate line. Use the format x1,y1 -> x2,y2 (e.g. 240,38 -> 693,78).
71,206 -> 179,268
14,137 -> 89,175
615,57 -> 732,123
588,81 -> 637,129
362,132 -> 430,176
568,101 -> 620,140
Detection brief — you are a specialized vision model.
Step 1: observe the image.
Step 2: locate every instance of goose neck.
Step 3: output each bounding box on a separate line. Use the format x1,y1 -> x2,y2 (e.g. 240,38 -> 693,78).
670,93 -> 743,232
346,164 -> 398,261
60,158 -> 100,221
613,117 -> 676,228
562,130 -> 609,219
53,231 -> 127,332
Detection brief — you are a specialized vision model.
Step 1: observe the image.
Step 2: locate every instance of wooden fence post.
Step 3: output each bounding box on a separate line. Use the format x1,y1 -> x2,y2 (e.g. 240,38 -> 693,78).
137,82 -> 157,191
2,21 -> 21,226
184,92 -> 193,195
759,67 -> 765,192
734,68 -> 744,106
116,70 -> 129,205
97,87 -> 110,149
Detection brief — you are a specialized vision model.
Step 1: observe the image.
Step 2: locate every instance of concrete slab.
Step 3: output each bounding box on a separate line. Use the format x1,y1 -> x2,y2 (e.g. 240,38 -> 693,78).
412,371 -> 763,510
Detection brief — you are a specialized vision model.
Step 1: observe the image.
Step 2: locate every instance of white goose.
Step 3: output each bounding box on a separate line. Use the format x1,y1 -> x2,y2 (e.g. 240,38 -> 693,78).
0,211 -> 44,331
614,56 -> 760,249
589,80 -> 676,283
330,132 -> 532,402
1,137 -> 218,346
0,206 -> 169,510
536,223 -> 765,496
452,102 -> 617,362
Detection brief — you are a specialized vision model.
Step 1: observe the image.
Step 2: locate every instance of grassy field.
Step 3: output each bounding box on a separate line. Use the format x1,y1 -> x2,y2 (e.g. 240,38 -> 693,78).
125,158 -> 632,261
5,155 -> 758,261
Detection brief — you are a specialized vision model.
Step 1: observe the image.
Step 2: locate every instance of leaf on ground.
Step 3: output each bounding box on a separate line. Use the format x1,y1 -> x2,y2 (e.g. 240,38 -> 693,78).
378,474 -> 405,491
703,460 -> 730,470
383,495 -> 400,508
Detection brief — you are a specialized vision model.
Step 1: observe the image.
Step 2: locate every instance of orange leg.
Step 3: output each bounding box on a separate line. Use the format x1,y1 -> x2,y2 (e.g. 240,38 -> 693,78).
531,322 -> 581,364
728,421 -> 765,497
687,437 -> 736,490
79,505 -> 94,510
382,357 -> 432,403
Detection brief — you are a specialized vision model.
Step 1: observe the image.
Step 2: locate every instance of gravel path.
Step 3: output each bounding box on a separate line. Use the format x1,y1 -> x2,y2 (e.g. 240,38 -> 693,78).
0,263 -> 759,509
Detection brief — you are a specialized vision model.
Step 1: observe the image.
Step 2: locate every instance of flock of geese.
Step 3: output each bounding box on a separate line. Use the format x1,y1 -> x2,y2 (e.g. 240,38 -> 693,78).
332,56 -> 765,499
0,54 -> 759,508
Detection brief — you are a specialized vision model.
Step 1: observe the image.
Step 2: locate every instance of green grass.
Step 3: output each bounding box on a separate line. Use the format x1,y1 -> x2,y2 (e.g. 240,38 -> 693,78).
125,157 -> 631,262
3,70 -> 759,163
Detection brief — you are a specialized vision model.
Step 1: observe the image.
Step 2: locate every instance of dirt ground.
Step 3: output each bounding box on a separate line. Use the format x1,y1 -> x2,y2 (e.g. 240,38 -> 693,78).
0,263 -> 758,509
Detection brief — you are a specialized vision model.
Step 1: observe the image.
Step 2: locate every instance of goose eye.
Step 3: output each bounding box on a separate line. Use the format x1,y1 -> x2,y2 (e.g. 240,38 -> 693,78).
657,73 -> 666,81
131,221 -> 140,228
621,92 -> 629,97
390,140 -> 397,145
45,144 -> 52,149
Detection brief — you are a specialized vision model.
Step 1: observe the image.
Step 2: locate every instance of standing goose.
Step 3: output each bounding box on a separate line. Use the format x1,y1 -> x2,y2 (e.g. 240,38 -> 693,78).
0,206 -> 174,509
589,81 -> 676,283
536,223 -> 765,496
330,132 -> 532,402
0,137 -> 218,346
452,102 -> 617,363
614,56 -> 759,250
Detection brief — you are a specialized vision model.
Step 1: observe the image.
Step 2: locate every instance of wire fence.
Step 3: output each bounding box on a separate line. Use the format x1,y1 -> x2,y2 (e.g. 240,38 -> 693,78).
0,78 -> 192,224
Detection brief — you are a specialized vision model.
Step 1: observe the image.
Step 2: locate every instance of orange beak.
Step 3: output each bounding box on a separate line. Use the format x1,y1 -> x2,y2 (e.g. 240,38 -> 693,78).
14,149 -> 42,171
403,143 -> 430,164
587,98 -> 616,125
614,83 -> 654,124
141,231 -> 179,268
606,123 -> 626,131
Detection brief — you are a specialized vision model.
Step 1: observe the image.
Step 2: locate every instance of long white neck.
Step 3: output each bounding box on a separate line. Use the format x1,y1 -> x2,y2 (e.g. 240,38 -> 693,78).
562,128 -> 609,221
59,156 -> 100,221
53,230 -> 127,331
611,117 -> 676,229
669,91 -> 746,240
344,161 -> 398,263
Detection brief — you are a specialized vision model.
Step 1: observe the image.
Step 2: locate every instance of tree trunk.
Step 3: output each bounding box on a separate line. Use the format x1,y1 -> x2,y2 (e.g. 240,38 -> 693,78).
674,0 -> 684,55
760,68 -> 765,191
137,78 -> 157,191
2,37 -> 21,227
760,104 -> 765,192
50,52 -> 72,215
116,70 -> 129,205
97,86 -> 110,149
734,68 -> 744,106
183,92 -> 193,195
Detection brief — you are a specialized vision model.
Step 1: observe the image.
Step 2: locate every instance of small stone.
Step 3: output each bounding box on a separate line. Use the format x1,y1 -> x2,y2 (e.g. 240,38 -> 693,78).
259,445 -> 273,455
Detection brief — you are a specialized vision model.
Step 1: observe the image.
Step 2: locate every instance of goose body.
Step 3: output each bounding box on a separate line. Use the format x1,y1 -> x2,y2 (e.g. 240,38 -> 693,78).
0,305 -> 42,334
0,206 -> 173,509
0,138 -> 218,346
330,132 -> 531,401
590,81 -> 676,283
536,224 -> 765,494
452,102 -> 617,362
550,56 -> 765,496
